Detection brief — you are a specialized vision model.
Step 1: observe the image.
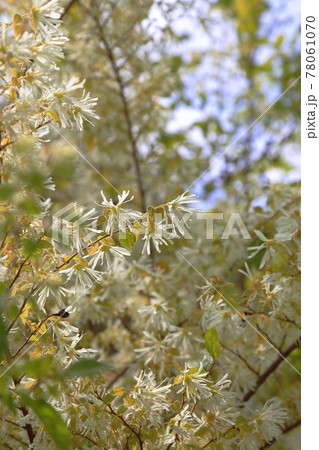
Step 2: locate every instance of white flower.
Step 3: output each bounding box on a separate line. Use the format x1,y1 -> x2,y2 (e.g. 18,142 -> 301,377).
274,207 -> 300,241
138,294 -> 172,331
60,261 -> 102,292
238,261 -> 254,281
89,245 -> 130,269
164,326 -> 201,354
132,370 -> 171,413
174,363 -> 213,400
98,190 -> 141,234
65,89 -> 99,130
52,320 -> 97,364
142,219 -> 173,255
167,192 -> 199,214
135,331 -> 168,365
32,0 -> 64,37
36,273 -> 71,310
200,296 -> 226,332
0,257 -> 8,282
164,405 -> 198,443
248,398 -> 287,443
207,373 -> 232,408
99,190 -> 133,209
248,230 -> 277,269
43,176 -> 55,191
52,204 -> 99,253
168,210 -> 193,238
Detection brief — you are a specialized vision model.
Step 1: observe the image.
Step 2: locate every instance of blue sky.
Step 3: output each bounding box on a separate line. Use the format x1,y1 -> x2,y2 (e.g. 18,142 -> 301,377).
150,0 -> 300,206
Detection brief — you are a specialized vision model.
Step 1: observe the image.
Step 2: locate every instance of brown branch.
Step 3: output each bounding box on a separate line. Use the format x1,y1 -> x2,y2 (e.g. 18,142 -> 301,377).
221,343 -> 261,378
202,425 -> 236,448
6,434 -> 28,448
73,432 -> 97,446
6,292 -> 31,333
105,365 -> 130,390
9,257 -> 30,289
5,419 -> 25,429
60,0 -> 79,19
93,389 -> 143,449
13,378 -> 35,447
259,419 -> 301,449
246,308 -> 298,326
11,314 -> 56,359
107,405 -> 144,449
0,141 -> 14,151
8,233 -> 46,288
18,406 -> 36,444
243,339 -> 300,402
255,324 -> 281,353
94,17 -> 147,212
0,231 -> 8,250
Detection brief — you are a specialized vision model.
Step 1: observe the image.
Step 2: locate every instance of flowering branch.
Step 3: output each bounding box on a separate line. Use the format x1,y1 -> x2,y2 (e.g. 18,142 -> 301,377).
93,389 -> 144,449
107,404 -> 144,450
11,311 -> 68,359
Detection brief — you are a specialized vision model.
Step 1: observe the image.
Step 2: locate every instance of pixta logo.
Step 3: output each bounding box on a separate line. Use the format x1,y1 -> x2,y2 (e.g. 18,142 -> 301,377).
52,203 -> 99,252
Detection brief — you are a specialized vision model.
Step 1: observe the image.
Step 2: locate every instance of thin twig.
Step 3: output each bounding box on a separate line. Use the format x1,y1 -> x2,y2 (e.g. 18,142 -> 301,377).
9,257 -> 30,289
94,17 -> 147,212
242,339 -> 300,402
105,365 -> 130,390
0,231 -> 8,250
11,314 -> 57,359
6,292 -> 32,333
60,0 -> 79,19
108,405 -> 144,450
93,389 -> 143,449
6,434 -> 28,448
221,343 -> 261,378
73,432 -> 98,446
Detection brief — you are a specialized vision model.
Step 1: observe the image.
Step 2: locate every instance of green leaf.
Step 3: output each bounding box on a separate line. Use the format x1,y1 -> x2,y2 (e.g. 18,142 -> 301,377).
117,404 -> 127,415
148,427 -> 158,444
23,355 -> 54,378
64,359 -> 110,378
18,197 -> 41,215
21,394 -> 70,450
204,328 -> 220,361
118,229 -> 137,249
0,184 -> 16,200
103,393 -> 115,404
47,109 -> 61,125
22,238 -> 52,257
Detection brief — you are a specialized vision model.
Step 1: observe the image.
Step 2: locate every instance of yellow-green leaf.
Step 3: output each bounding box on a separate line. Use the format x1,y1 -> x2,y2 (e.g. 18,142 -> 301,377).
119,229 -> 137,249
204,328 -> 220,361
